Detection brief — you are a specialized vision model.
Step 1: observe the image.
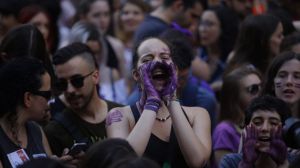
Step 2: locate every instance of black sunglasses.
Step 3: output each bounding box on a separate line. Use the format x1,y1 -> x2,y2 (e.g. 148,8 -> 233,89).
246,84 -> 261,95
56,71 -> 94,91
31,90 -> 52,101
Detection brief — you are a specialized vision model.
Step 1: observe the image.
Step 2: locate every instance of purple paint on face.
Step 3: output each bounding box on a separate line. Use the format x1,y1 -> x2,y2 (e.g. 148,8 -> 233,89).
162,47 -> 169,53
274,82 -> 282,88
106,109 -> 123,126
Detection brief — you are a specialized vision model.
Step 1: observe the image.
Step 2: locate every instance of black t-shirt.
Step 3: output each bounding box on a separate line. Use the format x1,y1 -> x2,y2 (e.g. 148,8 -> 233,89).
44,99 -> 122,156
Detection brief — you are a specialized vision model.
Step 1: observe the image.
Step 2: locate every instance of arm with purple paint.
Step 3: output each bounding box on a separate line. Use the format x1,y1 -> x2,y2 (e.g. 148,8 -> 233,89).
106,62 -> 160,156
162,61 -> 211,167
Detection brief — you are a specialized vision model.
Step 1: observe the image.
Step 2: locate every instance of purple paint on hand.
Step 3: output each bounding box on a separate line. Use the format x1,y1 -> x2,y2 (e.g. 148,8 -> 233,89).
106,109 -> 123,126
240,125 -> 259,167
139,61 -> 160,99
266,126 -> 287,164
160,62 -> 177,101
144,97 -> 161,112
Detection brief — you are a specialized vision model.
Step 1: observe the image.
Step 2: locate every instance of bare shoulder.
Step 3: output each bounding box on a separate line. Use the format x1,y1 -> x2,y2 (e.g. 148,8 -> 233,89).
182,106 -> 210,124
107,105 -> 136,128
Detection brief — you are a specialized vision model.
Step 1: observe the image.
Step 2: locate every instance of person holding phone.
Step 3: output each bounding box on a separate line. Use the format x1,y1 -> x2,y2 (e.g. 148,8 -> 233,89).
44,43 -> 122,158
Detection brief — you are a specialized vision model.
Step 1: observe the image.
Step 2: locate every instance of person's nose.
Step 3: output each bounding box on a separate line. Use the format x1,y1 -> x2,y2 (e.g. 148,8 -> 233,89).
286,75 -> 294,86
199,25 -> 206,32
127,12 -> 134,20
261,121 -> 271,132
153,56 -> 162,62
66,81 -> 76,93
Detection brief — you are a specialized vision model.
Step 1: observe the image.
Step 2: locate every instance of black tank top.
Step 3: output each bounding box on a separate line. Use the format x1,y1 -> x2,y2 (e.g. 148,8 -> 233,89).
0,121 -> 46,168
130,103 -> 189,168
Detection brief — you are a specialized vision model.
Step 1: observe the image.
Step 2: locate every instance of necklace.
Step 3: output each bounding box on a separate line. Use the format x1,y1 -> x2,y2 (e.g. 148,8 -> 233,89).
156,115 -> 171,122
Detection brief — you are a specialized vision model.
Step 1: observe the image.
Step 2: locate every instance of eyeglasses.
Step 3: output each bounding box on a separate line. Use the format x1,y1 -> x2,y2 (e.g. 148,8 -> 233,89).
31,90 -> 52,101
245,84 -> 261,95
55,71 -> 94,91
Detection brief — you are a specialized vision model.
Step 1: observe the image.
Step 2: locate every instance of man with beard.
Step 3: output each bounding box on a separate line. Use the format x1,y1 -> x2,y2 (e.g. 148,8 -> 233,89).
44,43 -> 121,156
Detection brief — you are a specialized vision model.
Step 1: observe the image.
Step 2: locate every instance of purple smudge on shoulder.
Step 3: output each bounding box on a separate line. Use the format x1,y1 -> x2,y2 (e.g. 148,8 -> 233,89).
106,109 -> 123,126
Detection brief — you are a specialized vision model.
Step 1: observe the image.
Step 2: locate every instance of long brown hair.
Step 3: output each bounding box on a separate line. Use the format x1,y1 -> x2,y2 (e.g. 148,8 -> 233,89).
220,65 -> 262,125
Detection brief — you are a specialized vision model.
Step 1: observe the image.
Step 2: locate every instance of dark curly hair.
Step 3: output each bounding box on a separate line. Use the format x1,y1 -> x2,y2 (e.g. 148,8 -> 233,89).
0,58 -> 47,118
245,95 -> 290,126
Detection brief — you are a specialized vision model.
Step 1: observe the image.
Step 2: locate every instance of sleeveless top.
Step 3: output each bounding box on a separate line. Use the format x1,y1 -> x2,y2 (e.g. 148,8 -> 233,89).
0,121 -> 46,168
130,104 -> 189,168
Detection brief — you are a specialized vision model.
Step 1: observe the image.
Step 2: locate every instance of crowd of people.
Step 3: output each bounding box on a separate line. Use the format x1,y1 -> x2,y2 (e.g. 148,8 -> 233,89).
0,0 -> 300,167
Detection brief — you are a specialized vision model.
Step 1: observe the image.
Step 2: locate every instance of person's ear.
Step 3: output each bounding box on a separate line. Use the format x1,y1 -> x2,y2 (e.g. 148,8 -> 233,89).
23,92 -> 32,108
92,70 -> 100,84
132,69 -> 140,82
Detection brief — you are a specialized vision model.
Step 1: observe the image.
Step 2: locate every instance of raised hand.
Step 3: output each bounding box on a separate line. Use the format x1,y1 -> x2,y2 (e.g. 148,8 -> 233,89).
239,125 -> 259,168
139,62 -> 161,112
266,126 -> 287,165
160,62 -> 177,102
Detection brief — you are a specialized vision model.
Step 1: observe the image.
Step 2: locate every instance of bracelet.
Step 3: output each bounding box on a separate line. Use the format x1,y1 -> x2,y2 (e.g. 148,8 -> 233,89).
144,98 -> 161,112
144,104 -> 160,112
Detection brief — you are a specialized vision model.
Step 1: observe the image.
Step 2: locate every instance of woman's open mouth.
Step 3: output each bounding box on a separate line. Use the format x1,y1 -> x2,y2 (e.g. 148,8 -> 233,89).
150,62 -> 170,81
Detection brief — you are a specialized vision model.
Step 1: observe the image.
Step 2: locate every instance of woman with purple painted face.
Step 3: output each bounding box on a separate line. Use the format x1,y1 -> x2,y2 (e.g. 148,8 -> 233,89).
106,37 -> 211,168
263,51 -> 300,118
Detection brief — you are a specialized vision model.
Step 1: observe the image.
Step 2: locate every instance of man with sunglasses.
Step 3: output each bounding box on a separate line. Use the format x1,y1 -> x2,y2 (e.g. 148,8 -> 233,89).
44,43 -> 122,158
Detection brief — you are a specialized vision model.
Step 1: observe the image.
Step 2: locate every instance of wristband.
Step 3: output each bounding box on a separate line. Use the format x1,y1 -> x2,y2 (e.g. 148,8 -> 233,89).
144,97 -> 161,112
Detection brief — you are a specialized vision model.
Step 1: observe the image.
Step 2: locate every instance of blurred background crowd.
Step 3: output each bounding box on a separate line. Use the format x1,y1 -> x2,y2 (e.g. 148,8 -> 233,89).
0,0 -> 300,167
